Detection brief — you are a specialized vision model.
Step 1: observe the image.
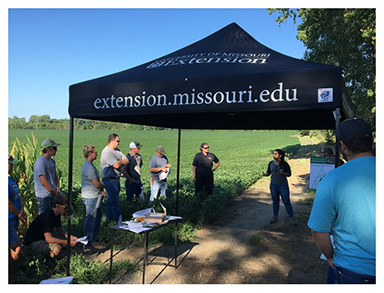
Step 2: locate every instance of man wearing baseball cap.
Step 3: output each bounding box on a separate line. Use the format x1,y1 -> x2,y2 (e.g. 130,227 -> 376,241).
149,146 -> 171,201
34,139 -> 61,214
308,118 -> 375,284
124,142 -> 144,203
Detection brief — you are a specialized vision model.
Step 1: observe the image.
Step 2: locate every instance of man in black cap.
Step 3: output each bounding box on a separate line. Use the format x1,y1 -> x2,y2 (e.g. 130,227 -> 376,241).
308,118 -> 375,284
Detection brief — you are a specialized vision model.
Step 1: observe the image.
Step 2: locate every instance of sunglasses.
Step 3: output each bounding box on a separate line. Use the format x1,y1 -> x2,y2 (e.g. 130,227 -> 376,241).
59,204 -> 68,211
202,146 -> 209,149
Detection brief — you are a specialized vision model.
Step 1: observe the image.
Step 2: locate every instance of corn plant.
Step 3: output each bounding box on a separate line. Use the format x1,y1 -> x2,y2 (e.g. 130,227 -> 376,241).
9,133 -> 40,227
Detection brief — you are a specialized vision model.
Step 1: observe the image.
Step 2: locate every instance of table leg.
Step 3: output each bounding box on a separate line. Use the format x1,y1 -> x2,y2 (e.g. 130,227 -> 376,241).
142,231 -> 148,284
109,230 -> 115,284
175,221 -> 178,268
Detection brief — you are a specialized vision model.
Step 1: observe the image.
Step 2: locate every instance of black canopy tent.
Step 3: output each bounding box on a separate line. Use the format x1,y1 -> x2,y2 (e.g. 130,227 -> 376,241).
66,23 -> 354,274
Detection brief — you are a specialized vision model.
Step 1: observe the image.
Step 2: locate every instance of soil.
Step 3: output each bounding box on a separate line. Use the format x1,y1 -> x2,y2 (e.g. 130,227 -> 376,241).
87,136 -> 329,284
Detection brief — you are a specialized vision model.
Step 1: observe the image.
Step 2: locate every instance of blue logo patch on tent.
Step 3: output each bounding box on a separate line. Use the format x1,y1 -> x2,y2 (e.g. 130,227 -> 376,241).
318,88 -> 333,103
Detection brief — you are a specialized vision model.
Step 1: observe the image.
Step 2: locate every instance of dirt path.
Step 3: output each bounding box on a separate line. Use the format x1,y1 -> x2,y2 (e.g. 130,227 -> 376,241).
102,137 -> 328,284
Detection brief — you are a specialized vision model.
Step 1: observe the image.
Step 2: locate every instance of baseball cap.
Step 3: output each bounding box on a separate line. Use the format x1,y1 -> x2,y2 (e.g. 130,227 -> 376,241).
8,154 -> 19,164
41,139 -> 61,150
339,118 -> 373,145
156,146 -> 166,155
129,141 -> 141,149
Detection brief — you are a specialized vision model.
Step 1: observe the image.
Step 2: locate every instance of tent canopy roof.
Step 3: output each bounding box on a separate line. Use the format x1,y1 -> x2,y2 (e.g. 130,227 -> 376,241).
69,23 -> 354,129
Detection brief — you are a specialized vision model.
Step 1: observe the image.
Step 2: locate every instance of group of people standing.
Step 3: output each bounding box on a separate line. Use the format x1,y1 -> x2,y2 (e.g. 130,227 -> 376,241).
8,133 -> 223,275
9,118 -> 375,284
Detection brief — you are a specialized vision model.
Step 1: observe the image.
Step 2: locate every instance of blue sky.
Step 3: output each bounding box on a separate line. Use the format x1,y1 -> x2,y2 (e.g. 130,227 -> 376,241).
8,8 -> 306,120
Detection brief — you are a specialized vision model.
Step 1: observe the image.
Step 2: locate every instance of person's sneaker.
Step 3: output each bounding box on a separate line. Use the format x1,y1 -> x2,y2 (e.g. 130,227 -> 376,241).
269,216 -> 278,224
290,217 -> 298,226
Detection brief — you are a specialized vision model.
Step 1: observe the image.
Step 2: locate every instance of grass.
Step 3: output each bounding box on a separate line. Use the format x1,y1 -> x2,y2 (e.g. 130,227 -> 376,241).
248,234 -> 265,245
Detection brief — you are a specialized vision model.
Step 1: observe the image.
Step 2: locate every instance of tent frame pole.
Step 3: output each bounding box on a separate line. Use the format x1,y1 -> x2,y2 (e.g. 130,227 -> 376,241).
176,128 -> 181,216
334,108 -> 341,167
66,116 -> 74,276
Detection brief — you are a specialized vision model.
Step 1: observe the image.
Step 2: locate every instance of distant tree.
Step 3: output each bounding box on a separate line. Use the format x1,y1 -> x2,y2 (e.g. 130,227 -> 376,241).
268,8 -> 376,129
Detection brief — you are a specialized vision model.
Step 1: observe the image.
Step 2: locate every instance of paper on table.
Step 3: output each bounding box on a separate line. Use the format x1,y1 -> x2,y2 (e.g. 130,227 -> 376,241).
76,236 -> 88,245
132,208 -> 154,219
117,224 -> 152,233
167,216 -> 182,221
160,202 -> 167,215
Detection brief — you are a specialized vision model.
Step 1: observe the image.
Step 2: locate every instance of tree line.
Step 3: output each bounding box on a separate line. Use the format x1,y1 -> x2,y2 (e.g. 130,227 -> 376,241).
8,115 -> 165,130
268,8 -> 376,131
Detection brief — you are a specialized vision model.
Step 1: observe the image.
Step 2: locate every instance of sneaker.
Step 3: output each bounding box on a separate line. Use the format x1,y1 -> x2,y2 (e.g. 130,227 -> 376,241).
269,216 -> 278,224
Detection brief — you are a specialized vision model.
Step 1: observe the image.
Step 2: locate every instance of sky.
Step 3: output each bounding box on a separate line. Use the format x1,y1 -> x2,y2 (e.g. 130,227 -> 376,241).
7,7 -> 306,120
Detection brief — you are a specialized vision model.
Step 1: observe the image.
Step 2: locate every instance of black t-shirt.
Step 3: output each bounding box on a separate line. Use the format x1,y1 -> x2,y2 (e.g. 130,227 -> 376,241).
192,152 -> 219,177
24,209 -> 62,246
266,160 -> 291,185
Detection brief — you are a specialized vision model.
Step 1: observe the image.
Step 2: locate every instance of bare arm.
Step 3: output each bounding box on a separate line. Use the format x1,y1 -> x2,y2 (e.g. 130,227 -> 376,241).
311,230 -> 335,268
150,167 -> 168,173
91,178 -> 105,190
55,173 -> 60,191
39,174 -> 59,195
192,166 -> 197,182
213,161 -> 220,171
8,198 -> 20,216
44,230 -> 77,247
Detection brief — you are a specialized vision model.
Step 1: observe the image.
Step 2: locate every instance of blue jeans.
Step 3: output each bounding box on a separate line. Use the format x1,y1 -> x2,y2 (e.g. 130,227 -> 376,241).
328,265 -> 375,284
36,196 -> 53,215
103,179 -> 121,222
82,197 -> 102,244
150,180 -> 167,201
125,181 -> 144,203
8,218 -> 20,245
269,183 -> 293,218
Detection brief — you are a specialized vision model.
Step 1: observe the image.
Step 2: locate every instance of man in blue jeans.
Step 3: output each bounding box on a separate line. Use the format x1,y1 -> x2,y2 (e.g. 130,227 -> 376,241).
308,118 -> 375,284
33,139 -> 61,214
149,146 -> 171,201
100,134 -> 134,223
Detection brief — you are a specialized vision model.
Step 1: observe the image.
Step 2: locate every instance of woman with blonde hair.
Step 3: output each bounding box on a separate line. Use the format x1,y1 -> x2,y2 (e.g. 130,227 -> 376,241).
81,145 -> 106,245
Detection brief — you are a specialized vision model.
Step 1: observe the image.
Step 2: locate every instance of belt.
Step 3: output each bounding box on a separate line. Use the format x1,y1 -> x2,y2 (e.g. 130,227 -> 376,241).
102,177 -> 120,180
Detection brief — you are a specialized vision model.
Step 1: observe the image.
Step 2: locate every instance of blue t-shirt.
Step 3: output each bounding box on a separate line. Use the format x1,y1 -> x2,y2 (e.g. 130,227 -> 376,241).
149,155 -> 168,182
9,176 -> 20,220
81,160 -> 101,198
307,156 -> 376,276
